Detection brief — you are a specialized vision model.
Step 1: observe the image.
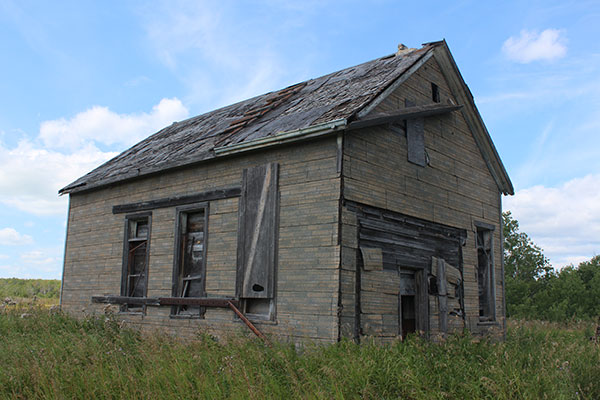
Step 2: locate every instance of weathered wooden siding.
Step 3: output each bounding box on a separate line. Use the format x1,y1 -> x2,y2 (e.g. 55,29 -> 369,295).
61,137 -> 341,344
340,57 -> 504,340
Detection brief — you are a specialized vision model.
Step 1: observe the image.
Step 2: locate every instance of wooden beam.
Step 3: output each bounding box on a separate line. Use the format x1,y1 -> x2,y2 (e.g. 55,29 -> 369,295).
158,297 -> 239,308
348,103 -> 462,131
91,295 -> 160,306
91,295 -> 239,308
112,187 -> 241,214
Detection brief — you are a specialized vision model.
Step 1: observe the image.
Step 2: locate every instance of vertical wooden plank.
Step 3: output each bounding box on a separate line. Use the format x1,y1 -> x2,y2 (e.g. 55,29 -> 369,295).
407,118 -> 426,166
437,257 -> 448,335
237,163 -> 279,299
416,269 -> 429,335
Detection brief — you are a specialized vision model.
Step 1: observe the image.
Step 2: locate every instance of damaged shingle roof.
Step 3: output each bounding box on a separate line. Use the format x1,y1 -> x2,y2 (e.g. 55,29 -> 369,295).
60,44 -> 434,194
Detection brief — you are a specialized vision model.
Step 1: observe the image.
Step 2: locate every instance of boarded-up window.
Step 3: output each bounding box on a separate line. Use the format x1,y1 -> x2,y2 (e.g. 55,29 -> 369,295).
121,213 -> 151,312
172,205 -> 208,317
476,224 -> 495,321
237,163 -> 279,319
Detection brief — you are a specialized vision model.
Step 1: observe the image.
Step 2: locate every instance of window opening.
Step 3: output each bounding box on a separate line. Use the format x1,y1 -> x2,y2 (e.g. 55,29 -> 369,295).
476,227 -> 495,321
122,215 -> 151,312
399,270 -> 417,339
173,206 -> 207,317
431,83 -> 440,103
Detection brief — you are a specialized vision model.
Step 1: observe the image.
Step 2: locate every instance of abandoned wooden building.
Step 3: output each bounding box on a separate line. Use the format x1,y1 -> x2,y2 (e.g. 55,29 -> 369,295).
59,40 -> 513,343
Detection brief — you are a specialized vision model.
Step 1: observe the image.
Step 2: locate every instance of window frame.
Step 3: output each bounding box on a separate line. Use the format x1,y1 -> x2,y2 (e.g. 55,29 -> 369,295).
474,221 -> 496,322
120,212 -> 152,313
170,203 -> 209,319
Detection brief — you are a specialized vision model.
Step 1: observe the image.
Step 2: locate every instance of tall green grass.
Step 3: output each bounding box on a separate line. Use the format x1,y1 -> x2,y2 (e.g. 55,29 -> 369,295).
1,306 -> 599,399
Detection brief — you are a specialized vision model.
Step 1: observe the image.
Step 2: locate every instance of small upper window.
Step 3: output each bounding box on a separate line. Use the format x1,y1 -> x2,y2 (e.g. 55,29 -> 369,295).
431,83 -> 440,103
121,214 -> 151,312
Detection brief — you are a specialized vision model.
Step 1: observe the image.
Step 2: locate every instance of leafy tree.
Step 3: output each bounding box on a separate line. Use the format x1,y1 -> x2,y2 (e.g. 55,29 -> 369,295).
503,211 -> 600,321
502,211 -> 553,317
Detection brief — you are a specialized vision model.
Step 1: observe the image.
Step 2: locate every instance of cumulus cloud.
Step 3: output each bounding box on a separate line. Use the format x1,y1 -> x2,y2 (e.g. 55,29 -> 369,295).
0,98 -> 189,216
0,140 -> 116,215
0,228 -> 33,246
502,29 -> 567,63
39,98 -> 188,150
504,174 -> 600,268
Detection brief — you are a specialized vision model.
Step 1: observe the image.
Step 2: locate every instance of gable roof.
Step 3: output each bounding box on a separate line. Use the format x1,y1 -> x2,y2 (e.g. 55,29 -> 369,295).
60,41 -> 513,195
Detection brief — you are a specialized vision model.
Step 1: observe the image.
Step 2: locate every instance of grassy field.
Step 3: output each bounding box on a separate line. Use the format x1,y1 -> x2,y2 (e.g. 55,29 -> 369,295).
0,278 -> 60,307
1,304 -> 599,399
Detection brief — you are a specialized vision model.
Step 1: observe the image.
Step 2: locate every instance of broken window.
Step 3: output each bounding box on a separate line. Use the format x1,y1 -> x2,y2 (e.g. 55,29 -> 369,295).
476,224 -> 495,321
121,213 -> 151,312
237,163 -> 279,321
172,204 -> 208,318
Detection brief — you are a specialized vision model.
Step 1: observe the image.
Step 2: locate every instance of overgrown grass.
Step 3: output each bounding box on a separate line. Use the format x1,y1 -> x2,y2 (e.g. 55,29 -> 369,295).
1,306 -> 599,399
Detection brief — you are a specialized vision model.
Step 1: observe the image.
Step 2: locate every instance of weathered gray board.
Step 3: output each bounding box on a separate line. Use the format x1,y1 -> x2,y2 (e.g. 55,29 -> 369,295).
236,163 -> 279,299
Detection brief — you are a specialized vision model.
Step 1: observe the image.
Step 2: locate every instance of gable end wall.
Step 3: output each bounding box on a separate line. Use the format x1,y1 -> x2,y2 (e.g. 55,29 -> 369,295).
340,57 -> 504,340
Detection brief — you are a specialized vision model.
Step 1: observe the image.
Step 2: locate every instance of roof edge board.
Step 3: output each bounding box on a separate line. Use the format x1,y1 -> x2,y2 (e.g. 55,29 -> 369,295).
61,119 -> 348,195
432,43 -> 514,195
213,118 -> 347,156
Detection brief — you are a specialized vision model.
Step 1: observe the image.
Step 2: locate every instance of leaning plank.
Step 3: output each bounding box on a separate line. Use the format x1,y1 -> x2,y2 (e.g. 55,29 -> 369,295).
112,187 -> 241,214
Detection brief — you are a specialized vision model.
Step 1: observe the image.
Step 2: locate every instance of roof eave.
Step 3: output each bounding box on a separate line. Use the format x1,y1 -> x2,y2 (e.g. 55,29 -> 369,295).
60,118 -> 348,195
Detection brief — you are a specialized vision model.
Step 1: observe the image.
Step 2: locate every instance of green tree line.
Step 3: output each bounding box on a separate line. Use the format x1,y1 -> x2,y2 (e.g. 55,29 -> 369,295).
0,278 -> 61,299
503,211 -> 600,321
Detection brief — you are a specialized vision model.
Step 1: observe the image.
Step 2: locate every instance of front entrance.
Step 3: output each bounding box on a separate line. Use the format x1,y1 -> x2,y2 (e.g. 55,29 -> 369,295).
349,201 -> 466,341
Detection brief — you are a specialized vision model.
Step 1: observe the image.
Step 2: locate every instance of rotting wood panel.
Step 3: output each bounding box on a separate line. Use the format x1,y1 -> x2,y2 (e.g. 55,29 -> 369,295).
344,201 -> 466,340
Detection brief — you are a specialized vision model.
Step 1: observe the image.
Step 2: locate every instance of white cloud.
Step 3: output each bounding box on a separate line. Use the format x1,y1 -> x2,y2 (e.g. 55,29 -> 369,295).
0,255 -> 9,260
504,174 -> 600,268
39,98 -> 188,150
0,228 -> 33,246
20,249 -> 58,265
502,29 -> 567,63
0,247 -> 62,279
0,140 -> 116,215
0,98 -> 189,216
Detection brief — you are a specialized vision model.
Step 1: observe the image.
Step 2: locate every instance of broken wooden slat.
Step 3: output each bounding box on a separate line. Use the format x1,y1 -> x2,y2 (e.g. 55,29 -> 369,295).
359,247 -> 383,271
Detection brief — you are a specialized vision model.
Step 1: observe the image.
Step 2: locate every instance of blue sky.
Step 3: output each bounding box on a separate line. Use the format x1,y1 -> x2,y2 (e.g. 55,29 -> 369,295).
1,0 -> 599,278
